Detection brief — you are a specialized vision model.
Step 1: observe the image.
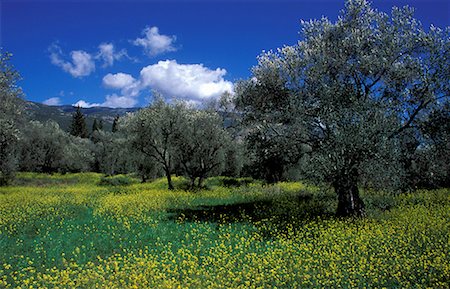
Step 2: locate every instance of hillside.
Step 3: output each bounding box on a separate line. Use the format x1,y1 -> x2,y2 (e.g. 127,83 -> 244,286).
24,101 -> 140,132
23,101 -> 238,133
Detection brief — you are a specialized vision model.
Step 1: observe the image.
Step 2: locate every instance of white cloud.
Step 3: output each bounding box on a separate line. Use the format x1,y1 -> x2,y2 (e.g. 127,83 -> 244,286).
103,73 -> 136,89
73,95 -> 137,109
96,43 -> 128,67
102,94 -> 138,108
75,60 -> 233,108
50,44 -> 95,78
139,60 -> 233,101
72,100 -> 101,108
42,97 -> 62,106
133,26 -> 177,57
73,73 -> 139,108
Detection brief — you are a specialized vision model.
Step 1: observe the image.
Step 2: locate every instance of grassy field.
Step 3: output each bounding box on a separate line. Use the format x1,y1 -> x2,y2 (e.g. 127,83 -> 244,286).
0,173 -> 449,288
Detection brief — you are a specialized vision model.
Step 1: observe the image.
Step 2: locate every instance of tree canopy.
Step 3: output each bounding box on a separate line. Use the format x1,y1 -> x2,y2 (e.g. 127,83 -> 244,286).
175,109 -> 230,189
124,98 -> 185,190
0,52 -> 24,185
235,0 -> 450,216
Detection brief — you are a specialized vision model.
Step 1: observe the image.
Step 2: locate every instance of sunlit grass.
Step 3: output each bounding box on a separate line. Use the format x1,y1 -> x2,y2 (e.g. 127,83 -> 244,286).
0,173 -> 448,288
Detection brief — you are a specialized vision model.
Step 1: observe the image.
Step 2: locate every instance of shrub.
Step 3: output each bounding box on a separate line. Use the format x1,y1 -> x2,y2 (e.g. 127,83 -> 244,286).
222,177 -> 253,187
98,175 -> 134,186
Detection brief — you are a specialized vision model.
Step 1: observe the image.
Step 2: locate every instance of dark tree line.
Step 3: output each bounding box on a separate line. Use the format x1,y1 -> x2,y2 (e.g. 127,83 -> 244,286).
0,71 -> 240,188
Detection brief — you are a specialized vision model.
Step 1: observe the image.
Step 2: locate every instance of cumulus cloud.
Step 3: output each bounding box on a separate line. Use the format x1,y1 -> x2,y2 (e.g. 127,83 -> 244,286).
73,95 -> 137,109
74,73 -> 139,108
96,43 -> 128,67
102,94 -> 139,108
103,73 -> 137,89
73,75 -> 139,108
75,60 -> 233,108
42,97 -> 62,106
49,44 -> 95,78
138,60 -> 234,101
72,100 -> 101,108
133,26 -> 177,57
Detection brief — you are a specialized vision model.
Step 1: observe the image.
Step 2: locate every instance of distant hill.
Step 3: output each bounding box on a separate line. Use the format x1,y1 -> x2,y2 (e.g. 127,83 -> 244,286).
23,101 -> 239,133
24,101 -> 141,132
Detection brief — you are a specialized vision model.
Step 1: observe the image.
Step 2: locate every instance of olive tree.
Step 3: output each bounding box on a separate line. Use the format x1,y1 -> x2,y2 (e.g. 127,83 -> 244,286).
132,151 -> 162,183
20,120 -> 93,173
221,140 -> 245,178
20,121 -> 66,173
0,52 -> 24,185
92,130 -> 136,176
124,98 -> 185,190
175,109 -> 231,189
235,0 -> 449,216
412,103 -> 450,188
61,136 -> 94,173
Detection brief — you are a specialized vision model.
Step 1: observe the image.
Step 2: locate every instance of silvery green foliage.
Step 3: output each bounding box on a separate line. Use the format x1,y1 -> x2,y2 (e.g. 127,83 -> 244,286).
0,118 -> 20,185
62,136 -> 94,173
412,104 -> 450,188
123,97 -> 185,189
19,121 -> 93,173
124,97 -> 231,188
206,92 -> 245,178
222,140 -> 245,177
0,52 -> 24,185
132,150 -> 162,183
92,130 -> 136,176
233,78 -> 304,183
175,108 -> 231,188
20,121 -> 66,173
236,0 -> 449,190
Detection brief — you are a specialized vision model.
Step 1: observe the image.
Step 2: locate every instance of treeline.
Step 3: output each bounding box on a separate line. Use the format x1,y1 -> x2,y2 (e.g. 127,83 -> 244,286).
1,87 -> 245,189
2,81 -> 448,193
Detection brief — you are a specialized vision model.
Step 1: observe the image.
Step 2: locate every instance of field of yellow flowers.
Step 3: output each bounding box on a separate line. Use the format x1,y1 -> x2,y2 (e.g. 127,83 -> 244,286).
0,173 -> 449,288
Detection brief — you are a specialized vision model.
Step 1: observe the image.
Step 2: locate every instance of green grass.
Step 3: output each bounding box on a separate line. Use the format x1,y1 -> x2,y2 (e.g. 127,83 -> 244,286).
0,173 -> 449,288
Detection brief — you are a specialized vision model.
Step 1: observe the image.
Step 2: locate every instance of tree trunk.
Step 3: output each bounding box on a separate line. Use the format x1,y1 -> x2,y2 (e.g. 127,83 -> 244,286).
189,176 -> 196,190
198,176 -> 204,188
165,169 -> 174,190
333,168 -> 365,217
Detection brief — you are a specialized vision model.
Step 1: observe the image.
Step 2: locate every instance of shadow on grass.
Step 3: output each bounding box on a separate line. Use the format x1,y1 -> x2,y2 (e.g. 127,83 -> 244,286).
168,199 -> 274,223
167,192 -> 335,225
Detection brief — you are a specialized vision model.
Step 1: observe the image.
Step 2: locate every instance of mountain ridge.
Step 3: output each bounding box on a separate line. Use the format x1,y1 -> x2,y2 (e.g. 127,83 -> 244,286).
24,101 -> 141,132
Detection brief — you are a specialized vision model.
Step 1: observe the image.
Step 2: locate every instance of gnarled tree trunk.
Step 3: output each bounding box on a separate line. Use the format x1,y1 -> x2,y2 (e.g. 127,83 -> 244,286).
198,176 -> 204,188
333,167 -> 365,217
189,176 -> 196,190
165,169 -> 174,190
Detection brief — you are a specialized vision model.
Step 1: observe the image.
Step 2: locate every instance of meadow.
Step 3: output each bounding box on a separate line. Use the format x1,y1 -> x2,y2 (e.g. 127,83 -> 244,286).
0,173 -> 449,288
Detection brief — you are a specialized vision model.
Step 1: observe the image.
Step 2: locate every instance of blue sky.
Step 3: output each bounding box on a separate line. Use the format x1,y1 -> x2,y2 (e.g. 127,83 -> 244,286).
1,0 -> 449,108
